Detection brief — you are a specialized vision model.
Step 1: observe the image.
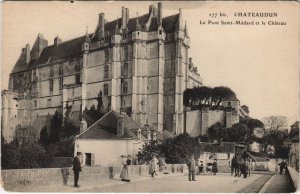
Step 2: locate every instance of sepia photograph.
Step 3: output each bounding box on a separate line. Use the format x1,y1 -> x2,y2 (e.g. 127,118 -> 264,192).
1,1 -> 299,193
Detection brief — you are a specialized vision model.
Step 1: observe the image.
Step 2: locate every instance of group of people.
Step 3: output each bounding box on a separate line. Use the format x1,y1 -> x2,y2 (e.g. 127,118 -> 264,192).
186,155 -> 219,181
231,155 -> 251,178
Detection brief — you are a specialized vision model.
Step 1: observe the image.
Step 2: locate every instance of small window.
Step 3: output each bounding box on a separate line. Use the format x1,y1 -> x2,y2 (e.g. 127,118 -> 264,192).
50,66 -> 54,77
104,84 -> 108,95
49,79 -> 53,92
124,46 -> 128,60
34,100 -> 37,108
123,81 -> 128,94
104,65 -> 109,78
59,78 -> 63,90
227,102 -> 232,107
85,153 -> 91,166
59,65 -> 63,75
105,49 -> 109,62
75,74 -> 81,84
122,63 -> 128,77
47,99 -> 51,107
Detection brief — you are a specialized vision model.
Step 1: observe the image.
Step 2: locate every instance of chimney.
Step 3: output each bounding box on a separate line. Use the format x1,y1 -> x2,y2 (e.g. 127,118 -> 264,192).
158,2 -> 162,25
54,36 -> 62,46
80,120 -> 87,133
122,7 -> 125,29
149,5 -> 154,14
126,8 -> 129,24
117,114 -> 124,137
98,13 -> 105,39
25,44 -> 31,64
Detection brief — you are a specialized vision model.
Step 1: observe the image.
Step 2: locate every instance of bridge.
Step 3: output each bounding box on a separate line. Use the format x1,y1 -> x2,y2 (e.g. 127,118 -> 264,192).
2,165 -> 297,193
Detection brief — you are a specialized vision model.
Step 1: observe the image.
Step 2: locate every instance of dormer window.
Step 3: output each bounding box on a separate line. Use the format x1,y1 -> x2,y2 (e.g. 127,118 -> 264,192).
122,31 -> 127,40
104,34 -> 110,43
75,61 -> 81,72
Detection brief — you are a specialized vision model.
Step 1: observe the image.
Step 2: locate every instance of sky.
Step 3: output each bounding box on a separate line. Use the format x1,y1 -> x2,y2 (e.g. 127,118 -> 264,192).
1,1 -> 299,125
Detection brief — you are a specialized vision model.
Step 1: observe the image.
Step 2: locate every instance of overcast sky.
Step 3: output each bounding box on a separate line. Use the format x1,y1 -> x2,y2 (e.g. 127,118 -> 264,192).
2,1 -> 299,125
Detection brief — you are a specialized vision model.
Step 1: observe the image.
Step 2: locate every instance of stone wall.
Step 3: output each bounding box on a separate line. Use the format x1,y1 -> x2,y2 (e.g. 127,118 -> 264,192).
1,164 -> 188,192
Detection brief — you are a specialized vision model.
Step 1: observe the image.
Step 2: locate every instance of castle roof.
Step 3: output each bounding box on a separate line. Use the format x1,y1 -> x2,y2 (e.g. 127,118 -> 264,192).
11,9 -> 181,74
75,110 -> 143,140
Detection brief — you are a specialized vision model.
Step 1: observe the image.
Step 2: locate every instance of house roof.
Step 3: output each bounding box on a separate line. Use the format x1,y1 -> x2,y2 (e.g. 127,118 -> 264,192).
246,151 -> 269,162
157,130 -> 176,141
76,110 -> 142,140
198,142 -> 246,153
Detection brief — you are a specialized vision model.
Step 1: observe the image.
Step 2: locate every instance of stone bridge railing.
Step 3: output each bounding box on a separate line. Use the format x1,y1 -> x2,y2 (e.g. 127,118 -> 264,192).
1,164 -> 188,192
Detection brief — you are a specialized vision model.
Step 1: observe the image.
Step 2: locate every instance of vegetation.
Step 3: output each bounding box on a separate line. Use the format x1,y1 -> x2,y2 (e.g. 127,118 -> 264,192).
183,86 -> 236,108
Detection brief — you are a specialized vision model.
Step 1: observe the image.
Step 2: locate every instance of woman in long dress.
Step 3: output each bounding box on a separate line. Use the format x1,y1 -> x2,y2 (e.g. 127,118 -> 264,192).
120,155 -> 130,182
150,155 -> 158,177
212,159 -> 218,175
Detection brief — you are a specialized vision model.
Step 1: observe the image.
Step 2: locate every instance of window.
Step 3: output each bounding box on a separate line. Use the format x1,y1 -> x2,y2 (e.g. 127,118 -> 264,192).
85,153 -> 91,166
105,49 -> 109,62
227,102 -> 232,107
75,61 -> 81,72
124,46 -> 128,60
122,63 -> 128,77
75,74 -> 81,84
104,34 -> 110,43
47,99 -> 51,107
123,81 -> 128,94
122,31 -> 127,40
49,79 -> 53,92
104,84 -> 108,95
104,65 -> 109,78
59,78 -> 63,90
59,65 -> 63,75
50,66 -> 54,77
34,100 -> 37,108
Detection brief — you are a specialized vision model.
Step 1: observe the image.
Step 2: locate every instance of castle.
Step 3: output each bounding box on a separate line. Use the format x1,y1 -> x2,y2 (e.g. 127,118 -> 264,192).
1,3 -> 247,143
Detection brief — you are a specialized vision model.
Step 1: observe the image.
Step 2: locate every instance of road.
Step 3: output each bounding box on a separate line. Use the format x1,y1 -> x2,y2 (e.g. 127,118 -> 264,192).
80,173 -> 267,193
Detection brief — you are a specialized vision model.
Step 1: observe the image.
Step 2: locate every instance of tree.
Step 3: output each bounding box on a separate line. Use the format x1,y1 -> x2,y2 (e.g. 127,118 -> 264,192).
14,125 -> 38,145
240,118 -> 264,143
207,122 -> 226,141
258,116 -> 289,155
211,86 -> 235,106
49,111 -> 62,143
224,123 -> 248,142
39,126 -> 50,145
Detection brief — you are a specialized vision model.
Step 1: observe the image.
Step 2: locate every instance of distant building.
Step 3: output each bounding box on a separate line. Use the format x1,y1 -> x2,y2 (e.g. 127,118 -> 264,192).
288,121 -> 299,171
2,3 -> 203,142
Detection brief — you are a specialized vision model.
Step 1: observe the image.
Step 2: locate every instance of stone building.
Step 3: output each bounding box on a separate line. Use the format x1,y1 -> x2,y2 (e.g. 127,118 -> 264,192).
2,3 -> 203,142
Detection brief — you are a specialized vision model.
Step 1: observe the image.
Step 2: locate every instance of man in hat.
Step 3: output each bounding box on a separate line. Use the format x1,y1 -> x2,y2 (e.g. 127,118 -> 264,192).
187,155 -> 196,181
72,153 -> 82,188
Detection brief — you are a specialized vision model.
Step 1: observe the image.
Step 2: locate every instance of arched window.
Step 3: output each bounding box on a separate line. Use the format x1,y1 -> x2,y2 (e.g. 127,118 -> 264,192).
104,65 -> 109,78
123,81 -> 128,94
104,84 -> 108,95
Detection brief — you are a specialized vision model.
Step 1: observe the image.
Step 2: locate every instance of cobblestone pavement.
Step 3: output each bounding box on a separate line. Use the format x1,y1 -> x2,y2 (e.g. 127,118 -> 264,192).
81,173 -> 266,193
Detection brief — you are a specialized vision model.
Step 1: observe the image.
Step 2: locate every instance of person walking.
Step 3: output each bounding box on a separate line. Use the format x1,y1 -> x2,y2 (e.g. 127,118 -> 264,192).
150,155 -> 159,178
72,153 -> 82,188
231,155 -> 237,176
212,159 -> 218,175
120,155 -> 130,182
187,155 -> 196,181
278,160 -> 287,175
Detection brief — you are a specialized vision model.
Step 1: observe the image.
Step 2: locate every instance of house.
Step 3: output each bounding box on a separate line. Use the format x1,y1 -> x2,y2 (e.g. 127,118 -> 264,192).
288,121 -> 299,171
74,110 -> 146,166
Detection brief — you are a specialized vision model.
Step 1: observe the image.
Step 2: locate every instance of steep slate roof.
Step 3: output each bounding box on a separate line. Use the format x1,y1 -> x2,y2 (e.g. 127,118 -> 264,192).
76,110 -> 142,140
12,10 -> 180,74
